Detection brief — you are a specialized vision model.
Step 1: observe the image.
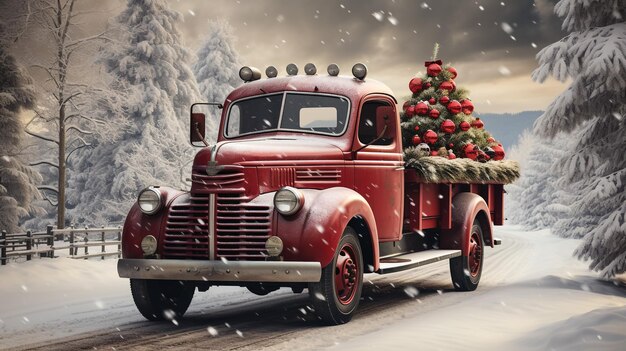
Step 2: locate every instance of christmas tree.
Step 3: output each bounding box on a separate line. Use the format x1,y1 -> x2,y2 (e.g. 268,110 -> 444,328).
402,44 -> 504,162
401,44 -> 518,184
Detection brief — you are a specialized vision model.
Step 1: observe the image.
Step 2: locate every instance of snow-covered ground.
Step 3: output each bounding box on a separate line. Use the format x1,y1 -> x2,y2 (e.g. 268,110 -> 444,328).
1,225 -> 625,350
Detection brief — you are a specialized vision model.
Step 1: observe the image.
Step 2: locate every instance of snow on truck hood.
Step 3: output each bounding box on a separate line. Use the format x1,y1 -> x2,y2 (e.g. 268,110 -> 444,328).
193,138 -> 345,166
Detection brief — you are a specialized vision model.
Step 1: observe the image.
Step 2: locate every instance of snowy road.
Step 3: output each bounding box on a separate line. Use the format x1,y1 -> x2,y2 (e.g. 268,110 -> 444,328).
2,226 -> 625,351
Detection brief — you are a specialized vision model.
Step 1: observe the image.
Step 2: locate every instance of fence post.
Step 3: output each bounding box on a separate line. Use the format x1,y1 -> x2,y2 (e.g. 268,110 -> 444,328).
26,231 -> 32,261
69,226 -> 75,256
101,226 -> 105,260
117,227 -> 122,258
46,225 -> 54,258
84,236 -> 89,259
1,230 -> 6,265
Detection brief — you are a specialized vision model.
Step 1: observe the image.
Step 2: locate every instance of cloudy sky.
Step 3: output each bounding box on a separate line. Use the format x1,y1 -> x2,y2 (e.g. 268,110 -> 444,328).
6,0 -> 568,113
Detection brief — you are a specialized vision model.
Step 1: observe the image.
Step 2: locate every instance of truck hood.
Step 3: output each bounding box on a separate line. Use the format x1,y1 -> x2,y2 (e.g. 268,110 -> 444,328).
194,138 -> 345,166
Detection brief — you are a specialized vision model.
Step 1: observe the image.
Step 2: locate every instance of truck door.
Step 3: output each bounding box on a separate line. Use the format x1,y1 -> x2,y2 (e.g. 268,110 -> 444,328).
352,97 -> 404,242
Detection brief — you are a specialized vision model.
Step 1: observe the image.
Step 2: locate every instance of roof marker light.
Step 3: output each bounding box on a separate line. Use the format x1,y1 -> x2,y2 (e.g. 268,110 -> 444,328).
239,66 -> 262,82
266,66 -> 278,78
327,63 -> 340,76
286,63 -> 298,75
304,63 -> 317,75
352,63 -> 367,80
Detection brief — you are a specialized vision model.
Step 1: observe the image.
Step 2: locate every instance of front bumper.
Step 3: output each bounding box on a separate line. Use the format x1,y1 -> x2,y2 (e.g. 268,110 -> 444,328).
117,259 -> 322,283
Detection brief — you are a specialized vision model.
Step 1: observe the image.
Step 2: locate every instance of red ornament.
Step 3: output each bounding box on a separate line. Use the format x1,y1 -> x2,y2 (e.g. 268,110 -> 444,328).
423,129 -> 438,144
449,143 -> 454,148
406,105 -> 415,117
459,121 -> 471,131
412,135 -> 421,145
439,81 -> 454,92
415,102 -> 429,116
448,151 -> 457,160
439,96 -> 450,105
428,97 -> 436,105
463,143 -> 479,160
430,151 -> 439,156
471,118 -> 484,129
424,82 -> 432,89
449,80 -> 457,92
441,119 -> 456,134
447,100 -> 462,114
403,101 -> 411,111
447,66 -> 458,79
414,125 -> 420,131
409,78 -> 423,93
492,144 -> 505,161
461,99 -> 474,115
429,109 -> 440,119
486,137 -> 496,144
427,63 -> 442,77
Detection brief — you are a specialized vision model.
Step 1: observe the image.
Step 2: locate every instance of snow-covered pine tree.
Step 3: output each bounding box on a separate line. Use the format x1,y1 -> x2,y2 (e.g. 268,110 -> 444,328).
0,22 -> 43,233
193,19 -> 241,104
66,0 -> 200,225
192,19 -> 241,143
532,0 -> 626,277
506,131 -> 570,230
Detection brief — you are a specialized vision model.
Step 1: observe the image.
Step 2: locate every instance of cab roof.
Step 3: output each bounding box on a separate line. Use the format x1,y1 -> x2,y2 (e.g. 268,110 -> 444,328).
224,75 -> 397,105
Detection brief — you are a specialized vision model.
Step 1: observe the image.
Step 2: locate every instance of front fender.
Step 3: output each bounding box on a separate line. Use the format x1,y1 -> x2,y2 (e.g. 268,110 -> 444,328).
121,186 -> 186,259
276,187 -> 379,269
439,192 -> 494,256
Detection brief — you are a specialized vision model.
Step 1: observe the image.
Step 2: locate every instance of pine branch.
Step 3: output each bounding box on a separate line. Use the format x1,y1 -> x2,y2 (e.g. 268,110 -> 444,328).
66,125 -> 93,135
38,185 -> 59,194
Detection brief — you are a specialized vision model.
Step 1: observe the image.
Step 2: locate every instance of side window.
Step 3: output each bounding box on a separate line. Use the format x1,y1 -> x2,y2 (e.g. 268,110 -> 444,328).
358,100 -> 394,146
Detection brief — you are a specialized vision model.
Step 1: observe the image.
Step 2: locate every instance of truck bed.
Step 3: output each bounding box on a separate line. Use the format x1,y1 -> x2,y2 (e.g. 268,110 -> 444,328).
403,168 -> 505,232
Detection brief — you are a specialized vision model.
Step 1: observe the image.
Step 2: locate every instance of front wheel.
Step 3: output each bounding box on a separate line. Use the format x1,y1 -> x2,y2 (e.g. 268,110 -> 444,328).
309,227 -> 363,325
130,279 -> 195,321
450,221 -> 484,291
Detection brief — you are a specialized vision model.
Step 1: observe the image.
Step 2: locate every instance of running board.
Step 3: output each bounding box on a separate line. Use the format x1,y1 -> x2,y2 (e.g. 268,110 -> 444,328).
377,249 -> 462,274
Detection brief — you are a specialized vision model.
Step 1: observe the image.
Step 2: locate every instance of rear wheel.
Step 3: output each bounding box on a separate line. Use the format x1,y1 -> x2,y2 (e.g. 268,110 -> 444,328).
450,221 -> 484,291
130,279 -> 195,321
309,227 -> 363,325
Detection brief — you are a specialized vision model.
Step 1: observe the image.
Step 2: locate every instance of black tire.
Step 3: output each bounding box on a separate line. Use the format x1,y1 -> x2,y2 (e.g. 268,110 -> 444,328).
309,227 -> 363,325
130,279 -> 195,321
450,221 -> 484,291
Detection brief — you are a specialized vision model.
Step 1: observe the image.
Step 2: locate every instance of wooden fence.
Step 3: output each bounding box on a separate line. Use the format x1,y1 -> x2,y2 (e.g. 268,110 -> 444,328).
0,225 -> 122,266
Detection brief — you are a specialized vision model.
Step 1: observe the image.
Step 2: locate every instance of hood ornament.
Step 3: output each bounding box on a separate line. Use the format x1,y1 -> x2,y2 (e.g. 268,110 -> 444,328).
206,144 -> 224,176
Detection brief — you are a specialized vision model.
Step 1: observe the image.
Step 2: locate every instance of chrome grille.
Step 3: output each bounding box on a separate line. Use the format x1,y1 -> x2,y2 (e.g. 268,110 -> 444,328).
216,193 -> 271,260
163,195 -> 210,259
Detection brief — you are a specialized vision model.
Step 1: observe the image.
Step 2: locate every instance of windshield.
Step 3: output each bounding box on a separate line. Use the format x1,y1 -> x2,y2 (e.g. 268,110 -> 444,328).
225,92 -> 350,138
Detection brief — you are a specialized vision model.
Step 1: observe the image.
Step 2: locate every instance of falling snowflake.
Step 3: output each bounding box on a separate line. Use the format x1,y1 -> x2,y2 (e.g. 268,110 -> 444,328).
387,15 -> 398,25
420,2 -> 429,9
372,11 -> 385,22
498,66 -> 511,76
478,5 -> 484,11
236,329 -> 243,337
188,10 -> 195,16
501,22 -> 513,34
404,286 -> 419,298
531,42 -> 538,48
276,14 -> 285,23
314,292 -> 326,301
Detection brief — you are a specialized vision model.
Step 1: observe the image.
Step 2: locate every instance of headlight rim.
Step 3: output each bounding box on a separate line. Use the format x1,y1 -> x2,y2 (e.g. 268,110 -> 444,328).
273,186 -> 304,216
137,187 -> 163,215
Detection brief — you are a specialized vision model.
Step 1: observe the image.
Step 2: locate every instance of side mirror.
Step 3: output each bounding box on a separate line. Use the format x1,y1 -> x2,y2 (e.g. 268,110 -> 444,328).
190,113 -> 206,143
190,102 -> 223,147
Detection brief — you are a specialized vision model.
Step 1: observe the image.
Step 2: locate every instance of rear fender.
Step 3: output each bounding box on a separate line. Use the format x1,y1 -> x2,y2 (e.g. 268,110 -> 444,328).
276,187 -> 380,270
122,187 -> 186,259
439,192 -> 494,256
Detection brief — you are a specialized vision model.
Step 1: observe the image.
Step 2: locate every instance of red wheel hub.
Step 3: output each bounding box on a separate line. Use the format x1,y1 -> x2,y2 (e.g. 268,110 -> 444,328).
468,232 -> 483,277
334,243 -> 359,305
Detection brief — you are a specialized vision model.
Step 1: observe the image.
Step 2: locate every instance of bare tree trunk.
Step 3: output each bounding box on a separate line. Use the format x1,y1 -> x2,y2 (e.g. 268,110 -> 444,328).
58,103 -> 66,229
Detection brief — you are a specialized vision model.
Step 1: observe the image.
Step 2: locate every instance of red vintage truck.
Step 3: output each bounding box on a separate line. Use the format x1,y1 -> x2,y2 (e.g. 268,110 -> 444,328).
118,63 -> 504,325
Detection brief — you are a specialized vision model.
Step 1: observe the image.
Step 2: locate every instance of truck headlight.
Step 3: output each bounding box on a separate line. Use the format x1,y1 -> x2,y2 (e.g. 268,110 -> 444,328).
138,187 -> 162,215
141,235 -> 158,255
274,187 -> 304,216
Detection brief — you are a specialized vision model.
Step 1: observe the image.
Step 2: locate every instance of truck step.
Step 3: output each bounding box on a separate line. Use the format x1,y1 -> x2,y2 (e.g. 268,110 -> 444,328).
377,249 -> 462,274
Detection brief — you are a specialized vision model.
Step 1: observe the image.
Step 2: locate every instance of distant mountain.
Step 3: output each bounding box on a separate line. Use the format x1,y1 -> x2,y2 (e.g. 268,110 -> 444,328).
474,111 -> 543,150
